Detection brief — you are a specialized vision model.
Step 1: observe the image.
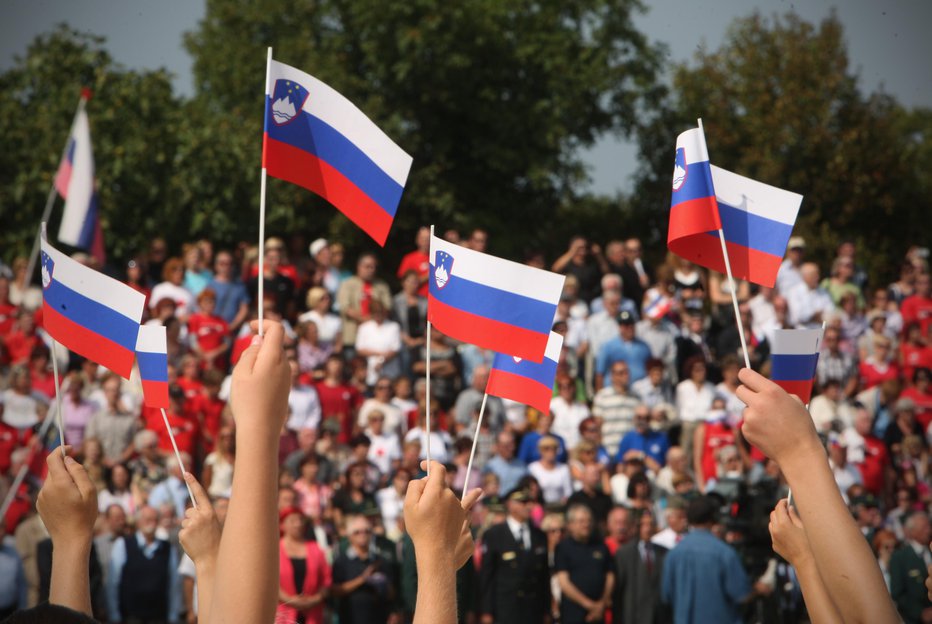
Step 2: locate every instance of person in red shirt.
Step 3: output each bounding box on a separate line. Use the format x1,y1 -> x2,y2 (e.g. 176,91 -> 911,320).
187,288 -> 231,372
901,272 -> 932,337
4,309 -> 38,366
858,335 -> 900,390
154,385 -> 199,457
314,355 -> 362,445
900,322 -> 932,383
176,354 -> 204,401
0,275 -> 18,337
694,405 -> 737,491
27,345 -> 55,400
396,226 -> 431,296
843,405 -> 891,496
901,367 -> 932,430
188,368 -> 227,455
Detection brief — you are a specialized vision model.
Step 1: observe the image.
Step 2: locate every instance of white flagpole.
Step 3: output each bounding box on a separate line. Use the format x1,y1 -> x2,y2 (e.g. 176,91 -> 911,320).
257,47 -> 273,337
698,118 -> 750,369
787,321 -> 826,508
160,408 -> 197,509
25,94 -> 89,285
49,340 -> 66,457
461,392 -> 488,501
425,321 -> 432,475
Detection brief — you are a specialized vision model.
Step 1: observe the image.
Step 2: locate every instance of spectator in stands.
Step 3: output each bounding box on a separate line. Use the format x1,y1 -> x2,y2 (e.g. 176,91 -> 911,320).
332,514 -> 397,623
277,507 -> 331,624
552,236 -> 604,303
393,270 -> 428,377
860,334 -> 900,389
555,504 -> 613,624
901,272 -> 932,338
776,236 -> 806,295
206,249 -> 250,333
616,405 -> 667,472
150,257 -> 194,321
816,325 -> 859,398
298,287 -> 343,355
592,361 -> 641,455
396,226 -> 431,296
202,426 -> 235,499
889,510 -> 932,623
188,287 -> 231,372
675,356 -> 715,468
518,412 -> 567,464
315,355 -> 362,445
358,377 -> 405,437
613,509 -> 667,624
484,431 -> 528,495
149,455 -> 193,519
595,310 -> 651,388
355,299 -> 402,387
567,464 -> 613,528
551,374 -> 590,450
85,373 -> 138,468
529,436 -> 573,505
787,263 -> 835,329
248,241 -> 296,319
337,253 -> 392,353
842,404 -> 891,496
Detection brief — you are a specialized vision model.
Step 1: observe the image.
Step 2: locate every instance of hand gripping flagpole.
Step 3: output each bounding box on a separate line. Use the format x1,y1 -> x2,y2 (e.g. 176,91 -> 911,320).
25,92 -> 91,287
699,118 -> 751,370
160,408 -> 197,509
461,392 -> 489,501
257,47 -> 273,338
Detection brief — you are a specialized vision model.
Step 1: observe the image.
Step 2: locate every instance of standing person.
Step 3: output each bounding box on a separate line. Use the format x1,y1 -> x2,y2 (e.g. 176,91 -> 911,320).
393,270 -> 428,377
298,287 -> 343,355
314,355 -> 363,446
336,253 -> 392,354
478,487 -> 550,624
613,510 -> 668,624
484,431 -> 528,495
187,288 -> 231,372
661,496 -> 756,623
331,515 -> 397,624
277,507 -> 331,624
528,436 -> 574,506
618,238 -> 651,311
106,505 -> 180,623
149,257 -> 195,321
355,299 -> 402,386
551,374 -> 591,451
592,362 -> 641,456
566,465 -> 613,529
307,238 -> 342,296
84,373 -> 139,468
555,505 -> 614,624
901,272 -> 932,338
206,250 -> 251,334
889,511 -> 932,624
675,357 -> 716,470
396,226 -> 431,296
552,236 -> 604,303
595,311 -> 652,388
248,242 -> 296,320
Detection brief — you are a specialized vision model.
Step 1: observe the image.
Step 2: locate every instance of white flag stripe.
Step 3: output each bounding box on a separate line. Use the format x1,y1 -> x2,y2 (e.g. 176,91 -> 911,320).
57,108 -> 95,246
135,325 -> 167,354
772,328 -> 823,356
430,234 -> 565,303
710,165 -> 803,226
268,59 -> 413,187
544,331 -> 564,362
42,238 -> 145,320
676,127 -> 710,165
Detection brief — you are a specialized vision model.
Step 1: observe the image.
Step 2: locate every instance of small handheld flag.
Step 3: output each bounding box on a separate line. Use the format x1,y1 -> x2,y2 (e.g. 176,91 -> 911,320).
486,332 -> 563,414
668,126 -> 722,267
770,328 -> 824,403
40,227 -> 145,378
427,230 -> 565,362
136,325 -> 170,409
262,57 -> 413,246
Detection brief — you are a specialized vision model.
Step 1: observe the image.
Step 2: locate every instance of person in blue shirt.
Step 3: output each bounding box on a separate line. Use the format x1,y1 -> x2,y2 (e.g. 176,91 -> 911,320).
517,413 -> 568,464
595,310 -> 652,388
483,431 -> 529,494
661,495 -> 761,624
0,526 -> 27,617
206,250 -> 251,333
615,405 -> 669,470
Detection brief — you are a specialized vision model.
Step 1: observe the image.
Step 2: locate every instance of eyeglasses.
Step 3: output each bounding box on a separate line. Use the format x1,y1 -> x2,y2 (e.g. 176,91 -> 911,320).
351,528 -> 372,536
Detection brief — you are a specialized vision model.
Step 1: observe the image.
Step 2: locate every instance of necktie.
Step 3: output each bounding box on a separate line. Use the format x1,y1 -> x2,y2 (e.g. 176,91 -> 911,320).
644,545 -> 653,575
518,527 -> 526,550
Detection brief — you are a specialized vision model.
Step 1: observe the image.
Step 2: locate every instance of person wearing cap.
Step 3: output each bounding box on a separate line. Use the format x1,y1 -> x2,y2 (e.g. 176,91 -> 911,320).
594,309 -> 651,388
889,510 -> 932,623
308,238 -> 341,296
276,507 -> 331,624
396,226 -> 431,297
635,302 -> 677,379
478,486 -> 550,624
775,236 -> 806,296
206,250 -> 251,333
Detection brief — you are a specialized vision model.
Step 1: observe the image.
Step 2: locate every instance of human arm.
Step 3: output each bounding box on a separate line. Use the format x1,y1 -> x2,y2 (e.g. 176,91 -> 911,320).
179,473 -> 221,624
405,461 -> 469,624
36,446 -> 99,616
207,321 -> 291,624
769,499 -> 842,624
737,368 -> 899,624
590,571 -> 614,622
556,571 -> 597,611
551,239 -> 586,273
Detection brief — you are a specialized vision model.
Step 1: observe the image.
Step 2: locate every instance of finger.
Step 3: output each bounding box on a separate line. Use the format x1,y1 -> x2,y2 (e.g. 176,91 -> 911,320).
734,384 -> 756,407
787,503 -> 804,528
45,446 -> 71,482
63,455 -> 96,500
461,488 -> 483,512
253,321 -> 284,369
737,367 -> 774,393
184,472 -> 211,509
403,477 -> 427,510
421,460 -> 447,497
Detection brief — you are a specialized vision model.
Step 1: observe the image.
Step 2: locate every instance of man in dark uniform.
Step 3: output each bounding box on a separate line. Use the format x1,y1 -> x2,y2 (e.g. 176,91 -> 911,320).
479,487 -> 550,623
555,504 -> 614,624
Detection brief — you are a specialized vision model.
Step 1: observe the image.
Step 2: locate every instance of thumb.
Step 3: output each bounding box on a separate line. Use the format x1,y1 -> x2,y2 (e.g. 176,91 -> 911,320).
234,333 -> 263,376
787,503 -> 805,529
184,472 -> 211,510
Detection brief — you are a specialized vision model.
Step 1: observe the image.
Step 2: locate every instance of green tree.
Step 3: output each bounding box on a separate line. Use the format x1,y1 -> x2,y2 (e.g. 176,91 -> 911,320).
0,26 -> 183,263
183,0 -> 667,260
633,12 -> 930,282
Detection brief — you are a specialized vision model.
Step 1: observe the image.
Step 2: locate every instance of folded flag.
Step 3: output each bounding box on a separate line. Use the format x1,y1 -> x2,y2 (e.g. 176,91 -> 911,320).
40,228 -> 145,378
136,325 -> 170,409
55,94 -> 105,263
263,57 -> 413,246
708,166 -> 804,288
770,327 -> 824,403
487,331 -> 563,414
668,126 -> 722,267
428,231 -> 565,362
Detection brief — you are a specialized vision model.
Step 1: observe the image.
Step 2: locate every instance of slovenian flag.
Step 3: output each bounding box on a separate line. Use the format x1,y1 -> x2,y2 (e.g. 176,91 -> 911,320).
262,57 -> 413,246
40,228 -> 145,378
428,231 -> 565,362
770,328 -> 823,403
668,126 -> 723,268
54,92 -> 105,263
135,325 -> 170,409
708,166 -> 803,288
486,331 -> 563,414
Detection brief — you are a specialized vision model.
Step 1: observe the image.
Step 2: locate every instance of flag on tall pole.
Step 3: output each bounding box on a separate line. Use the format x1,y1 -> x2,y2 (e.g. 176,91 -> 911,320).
40,226 -> 145,378
55,89 -> 105,264
262,55 -> 413,246
427,229 -> 565,362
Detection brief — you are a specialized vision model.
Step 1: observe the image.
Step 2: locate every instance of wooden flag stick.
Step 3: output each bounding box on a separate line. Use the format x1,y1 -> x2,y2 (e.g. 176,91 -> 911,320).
257,46 -> 273,337
460,392 -> 489,501
160,408 -> 197,509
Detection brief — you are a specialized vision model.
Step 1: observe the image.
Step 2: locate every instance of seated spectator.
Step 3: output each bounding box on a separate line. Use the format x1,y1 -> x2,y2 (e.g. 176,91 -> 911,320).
355,299 -> 402,386
298,287 -> 343,354
453,364 -> 504,436
296,320 -> 332,377
901,368 -> 931,429
654,446 -> 690,497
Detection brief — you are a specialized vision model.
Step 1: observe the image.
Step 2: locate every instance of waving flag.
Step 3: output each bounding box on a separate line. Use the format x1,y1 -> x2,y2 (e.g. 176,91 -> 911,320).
55,93 -> 105,263
487,332 -> 563,414
263,58 -> 413,245
428,232 -> 565,362
40,229 -> 145,377
668,126 -> 722,267
770,328 -> 823,403
136,325 -> 170,408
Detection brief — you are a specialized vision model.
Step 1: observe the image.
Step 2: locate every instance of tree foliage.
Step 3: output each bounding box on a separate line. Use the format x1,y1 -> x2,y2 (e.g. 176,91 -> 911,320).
633,12 -> 931,282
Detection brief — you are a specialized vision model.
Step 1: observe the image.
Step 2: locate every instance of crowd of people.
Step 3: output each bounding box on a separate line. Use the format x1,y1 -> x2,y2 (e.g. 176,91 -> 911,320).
0,225 -> 930,623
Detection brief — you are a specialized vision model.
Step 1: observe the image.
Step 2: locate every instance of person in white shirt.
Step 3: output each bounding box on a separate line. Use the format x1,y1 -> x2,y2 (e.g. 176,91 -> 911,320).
528,436 -> 573,504
775,237 -> 806,296
149,257 -> 196,320
404,403 -> 452,463
376,467 -> 410,541
364,409 -> 401,476
550,375 -> 590,450
354,300 -> 402,386
358,378 -> 406,436
787,263 -> 835,329
675,356 -> 716,468
286,360 -> 322,432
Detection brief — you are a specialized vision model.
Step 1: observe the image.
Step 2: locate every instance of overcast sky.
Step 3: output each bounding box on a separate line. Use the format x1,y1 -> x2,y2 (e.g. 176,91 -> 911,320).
2,0 -> 929,195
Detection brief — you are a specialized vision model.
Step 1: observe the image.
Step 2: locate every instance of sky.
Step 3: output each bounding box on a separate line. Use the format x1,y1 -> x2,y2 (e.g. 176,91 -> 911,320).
2,0 -> 930,195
